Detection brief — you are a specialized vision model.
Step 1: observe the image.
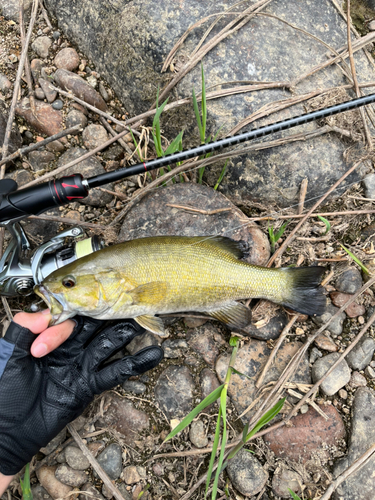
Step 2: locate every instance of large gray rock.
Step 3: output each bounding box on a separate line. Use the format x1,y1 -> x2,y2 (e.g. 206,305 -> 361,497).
333,387 -> 375,500
44,0 -> 373,206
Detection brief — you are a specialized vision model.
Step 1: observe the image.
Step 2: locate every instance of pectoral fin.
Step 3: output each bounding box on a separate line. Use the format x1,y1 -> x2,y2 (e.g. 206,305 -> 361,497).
208,302 -> 251,329
129,282 -> 168,306
134,314 -> 167,337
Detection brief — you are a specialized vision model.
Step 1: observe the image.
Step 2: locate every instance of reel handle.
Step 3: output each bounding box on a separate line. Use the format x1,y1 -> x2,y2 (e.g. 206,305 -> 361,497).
0,174 -> 88,224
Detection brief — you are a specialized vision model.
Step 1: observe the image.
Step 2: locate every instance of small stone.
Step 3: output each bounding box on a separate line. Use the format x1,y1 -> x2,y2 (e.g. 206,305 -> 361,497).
312,353 -> 351,396
37,466 -> 72,499
35,87 -> 45,100
39,79 -> 58,103
101,484 -> 113,499
272,468 -> 303,499
66,109 -> 88,129
189,420 -> 208,448
30,59 -> 46,83
82,124 -> 109,149
314,334 -> 338,352
52,99 -> 64,110
330,291 -> 366,318
335,269 -> 363,294
154,365 -> 195,418
99,82 -> 109,101
40,428 -> 66,455
227,448 -> 268,497
116,484 -> 132,500
87,75 -> 98,88
310,347 -> 323,364
162,339 -> 188,358
16,98 -> 63,136
46,139 -> 65,153
300,404 -> 309,414
122,380 -> 147,394
365,365 -> 375,379
152,462 -> 164,476
349,371 -> 367,388
54,69 -> 107,111
312,302 -> 346,336
28,150 -> 55,172
369,20 -> 375,31
242,311 -> 289,340
123,465 -> 141,485
96,443 -> 122,480
52,31 -> 61,40
32,36 -> 52,58
79,483 -> 104,500
55,464 -> 87,487
54,48 -> 80,71
363,173 -> 375,199
9,53 -> 18,63
65,445 -> 90,470
187,323 -> 220,365
339,389 -> 348,399
199,368 -> 221,408
31,484 -> 53,500
0,73 -> 12,92
346,337 -> 375,371
265,405 -> 346,462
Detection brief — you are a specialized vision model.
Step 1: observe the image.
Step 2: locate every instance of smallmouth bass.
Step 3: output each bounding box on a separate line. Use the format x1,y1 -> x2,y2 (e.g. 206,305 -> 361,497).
34,236 -> 326,336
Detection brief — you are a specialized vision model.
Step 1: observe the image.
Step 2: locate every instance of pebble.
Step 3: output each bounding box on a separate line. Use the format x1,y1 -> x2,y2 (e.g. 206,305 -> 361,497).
346,337 -> 375,371
35,87 -> 45,100
87,75 -> 98,88
16,98 -> 63,136
52,99 -> 64,110
335,268 -> 363,294
365,365 -> 375,379
37,465 -> 72,499
79,482 -> 104,500
330,291 -> 366,318
65,445 -> 90,470
242,310 -> 289,340
0,73 -> 12,92
40,428 -> 66,455
199,368 -> 221,408
187,323 -> 220,365
82,124 -> 109,149
154,365 -> 195,418
66,109 -> 88,129
122,380 -> 147,394
54,69 -> 107,111
362,173 -> 375,200
312,353 -> 351,396
333,387 -> 375,499
314,334 -> 338,352
32,36 -> 52,58
28,150 -> 55,172
271,468 -> 303,499
54,48 -> 80,71
189,420 -> 208,448
100,394 -> 149,445
309,346 -> 323,364
126,330 -> 161,355
349,371 -> 367,388
31,484 -> 53,500
339,388 -> 348,399
152,462 -> 164,476
39,78 -> 58,103
312,302 -> 346,336
55,464 -> 87,487
96,443 -> 122,480
52,31 -> 61,40
99,82 -> 109,101
264,405 -> 346,462
123,465 -> 141,484
227,448 -> 268,497
30,59 -> 46,83
46,139 -> 65,153
162,338 -> 188,358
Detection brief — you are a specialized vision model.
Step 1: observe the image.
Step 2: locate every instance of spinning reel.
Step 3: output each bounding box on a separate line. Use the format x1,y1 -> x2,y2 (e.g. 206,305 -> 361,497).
1,93 -> 374,297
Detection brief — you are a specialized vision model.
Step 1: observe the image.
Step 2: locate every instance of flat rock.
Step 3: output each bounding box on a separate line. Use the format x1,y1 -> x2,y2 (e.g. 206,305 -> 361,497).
54,69 -> 107,111
312,353 -> 351,396
154,365 -> 194,418
16,98 -> 63,136
333,387 -> 375,500
43,0 -> 373,207
31,36 -> 52,58
55,464 -> 87,487
39,78 -> 58,103
330,291 -> 366,318
162,338 -> 188,359
187,323 -> 220,365
54,47 -> 80,71
123,465 -> 141,485
346,336 -> 375,371
264,405 -> 346,463
56,147 -> 113,206
216,340 -> 310,416
119,183 -> 270,267
335,268 -> 363,294
100,394 -> 149,445
96,443 -> 122,480
82,124 -> 109,149
65,445 -> 90,470
227,448 -> 268,497
36,465 -> 72,500
189,420 -> 208,448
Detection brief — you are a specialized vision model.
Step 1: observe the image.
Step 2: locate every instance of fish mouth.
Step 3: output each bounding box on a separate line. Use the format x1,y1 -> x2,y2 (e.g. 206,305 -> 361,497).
34,285 -> 75,325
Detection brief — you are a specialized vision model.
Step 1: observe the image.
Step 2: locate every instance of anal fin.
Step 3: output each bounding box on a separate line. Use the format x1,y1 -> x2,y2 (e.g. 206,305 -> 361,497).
134,315 -> 167,337
208,302 -> 251,329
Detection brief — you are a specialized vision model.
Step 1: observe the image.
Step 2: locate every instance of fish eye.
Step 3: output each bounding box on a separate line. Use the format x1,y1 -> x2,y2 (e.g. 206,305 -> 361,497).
62,275 -> 76,288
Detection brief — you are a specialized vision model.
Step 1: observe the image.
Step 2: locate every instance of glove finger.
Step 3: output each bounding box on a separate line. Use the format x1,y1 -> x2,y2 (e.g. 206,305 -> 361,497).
57,316 -> 104,356
83,320 -> 145,370
95,346 -> 163,392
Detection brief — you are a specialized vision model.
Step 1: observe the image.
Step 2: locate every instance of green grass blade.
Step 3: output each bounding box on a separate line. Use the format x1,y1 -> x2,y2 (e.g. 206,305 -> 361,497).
129,129 -> 144,162
273,220 -> 289,242
340,244 -> 370,274
164,130 -> 184,156
288,489 -> 302,500
317,215 -> 331,235
206,406 -> 222,496
214,160 -> 228,190
245,398 -> 285,441
212,390 -> 227,499
20,463 -> 33,500
164,384 -> 224,443
201,63 -> 207,140
192,86 -> 204,143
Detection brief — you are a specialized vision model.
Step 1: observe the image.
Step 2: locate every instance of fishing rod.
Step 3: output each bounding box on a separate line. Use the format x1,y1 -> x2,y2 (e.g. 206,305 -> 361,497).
0,92 -> 374,297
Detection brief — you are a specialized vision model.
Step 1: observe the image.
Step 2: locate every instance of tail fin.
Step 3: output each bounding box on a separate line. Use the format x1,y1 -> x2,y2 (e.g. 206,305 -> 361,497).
280,266 -> 326,316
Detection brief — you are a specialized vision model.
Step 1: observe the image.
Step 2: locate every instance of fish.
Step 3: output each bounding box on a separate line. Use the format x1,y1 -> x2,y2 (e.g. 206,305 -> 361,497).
34,235 -> 326,336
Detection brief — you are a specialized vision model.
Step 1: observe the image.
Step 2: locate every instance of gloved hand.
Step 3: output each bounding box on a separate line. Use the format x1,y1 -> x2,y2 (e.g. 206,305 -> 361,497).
0,316 -> 163,475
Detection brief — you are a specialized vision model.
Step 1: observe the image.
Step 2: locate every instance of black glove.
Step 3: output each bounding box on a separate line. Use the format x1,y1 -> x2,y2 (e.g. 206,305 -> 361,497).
0,316 -> 163,475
